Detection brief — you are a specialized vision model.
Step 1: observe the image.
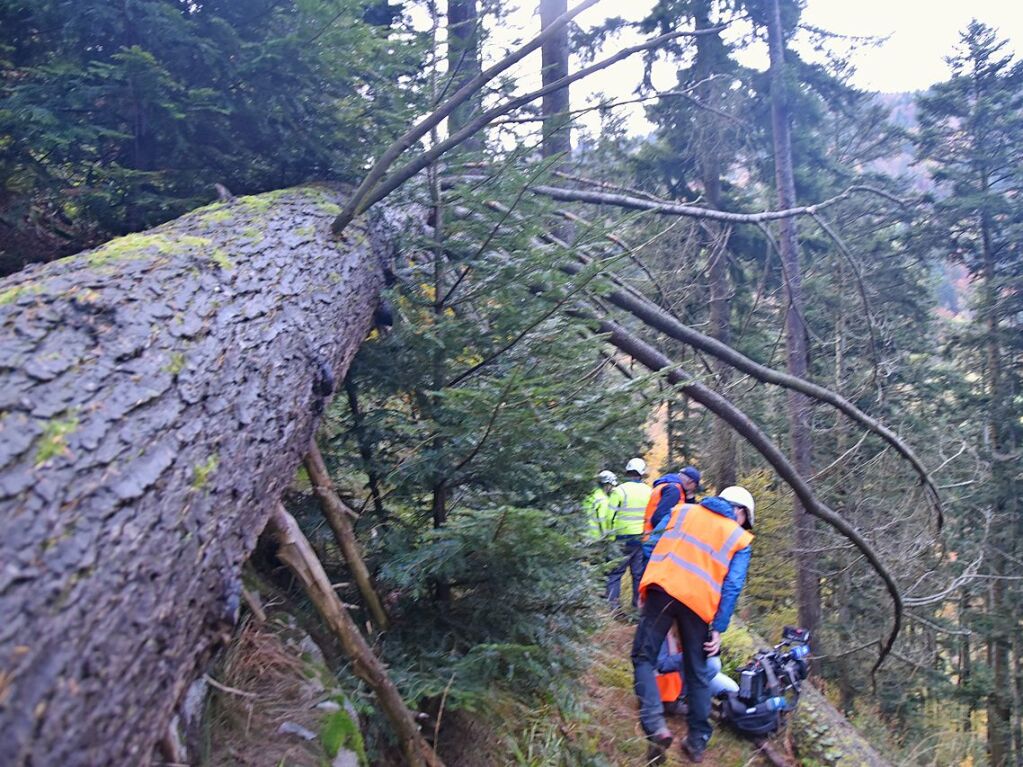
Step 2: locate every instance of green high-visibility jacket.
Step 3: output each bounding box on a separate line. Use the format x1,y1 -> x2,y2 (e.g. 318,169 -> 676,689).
608,480 -> 652,536
583,487 -> 611,539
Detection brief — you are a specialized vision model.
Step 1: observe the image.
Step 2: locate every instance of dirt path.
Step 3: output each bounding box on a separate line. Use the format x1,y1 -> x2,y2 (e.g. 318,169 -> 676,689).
579,615 -> 774,767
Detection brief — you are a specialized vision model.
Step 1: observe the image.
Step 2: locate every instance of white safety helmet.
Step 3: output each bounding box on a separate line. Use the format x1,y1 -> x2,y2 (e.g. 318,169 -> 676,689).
719,485 -> 755,530
598,470 -> 618,486
624,457 -> 647,476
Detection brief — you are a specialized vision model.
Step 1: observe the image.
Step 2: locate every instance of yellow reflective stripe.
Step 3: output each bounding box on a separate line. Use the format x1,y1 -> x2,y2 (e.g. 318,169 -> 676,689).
648,551 -> 722,593
720,526 -> 747,556
660,506 -> 745,565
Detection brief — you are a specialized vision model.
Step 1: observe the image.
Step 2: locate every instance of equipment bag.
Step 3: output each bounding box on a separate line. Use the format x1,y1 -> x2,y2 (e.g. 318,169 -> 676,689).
718,691 -> 795,737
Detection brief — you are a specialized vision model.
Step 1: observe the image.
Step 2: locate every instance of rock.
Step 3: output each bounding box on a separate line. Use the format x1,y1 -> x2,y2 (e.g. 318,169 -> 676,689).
331,750 -> 360,767
278,721 -> 317,741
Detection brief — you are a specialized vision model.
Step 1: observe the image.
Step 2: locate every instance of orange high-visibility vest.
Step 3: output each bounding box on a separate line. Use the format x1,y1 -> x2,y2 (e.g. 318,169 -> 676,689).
656,670 -> 682,703
640,502 -> 753,624
643,482 -> 681,534
656,628 -> 683,703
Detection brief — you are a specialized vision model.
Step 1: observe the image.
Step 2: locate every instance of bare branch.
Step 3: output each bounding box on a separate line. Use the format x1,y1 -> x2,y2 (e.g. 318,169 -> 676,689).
530,182 -> 908,224
332,0 -> 603,234
558,253 -> 943,528
353,24 -> 727,218
267,504 -> 444,767
304,440 -> 390,631
490,80 -> 723,125
470,193 -> 942,528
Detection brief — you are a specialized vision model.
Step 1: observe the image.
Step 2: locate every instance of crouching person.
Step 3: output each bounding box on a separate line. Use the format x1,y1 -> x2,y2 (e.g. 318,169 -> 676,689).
632,487 -> 755,763
656,626 -> 739,716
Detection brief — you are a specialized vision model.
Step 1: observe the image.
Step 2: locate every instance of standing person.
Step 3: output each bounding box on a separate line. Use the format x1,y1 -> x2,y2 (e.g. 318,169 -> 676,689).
583,470 -> 617,539
644,466 -> 703,535
605,458 -> 652,612
632,486 -> 755,763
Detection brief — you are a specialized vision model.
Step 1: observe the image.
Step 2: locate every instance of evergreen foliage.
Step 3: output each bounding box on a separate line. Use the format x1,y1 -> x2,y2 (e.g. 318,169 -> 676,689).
313,168 -> 652,749
0,0 -> 424,273
5,2 -> 1023,763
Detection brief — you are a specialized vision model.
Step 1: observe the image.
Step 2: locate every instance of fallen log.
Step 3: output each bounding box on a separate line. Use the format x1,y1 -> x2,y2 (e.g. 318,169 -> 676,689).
0,186 -> 390,766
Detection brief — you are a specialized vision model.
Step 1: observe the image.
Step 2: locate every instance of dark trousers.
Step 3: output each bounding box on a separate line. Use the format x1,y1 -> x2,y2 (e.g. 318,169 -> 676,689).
632,586 -> 713,746
606,535 -> 644,608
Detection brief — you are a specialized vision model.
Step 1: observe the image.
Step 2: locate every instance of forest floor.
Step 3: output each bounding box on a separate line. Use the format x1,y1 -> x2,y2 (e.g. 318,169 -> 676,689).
580,610 -> 775,767
199,573 -> 790,767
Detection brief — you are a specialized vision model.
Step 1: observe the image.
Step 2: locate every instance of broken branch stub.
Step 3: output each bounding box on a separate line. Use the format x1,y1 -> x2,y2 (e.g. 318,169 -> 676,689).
303,439 -> 390,631
266,504 -> 443,767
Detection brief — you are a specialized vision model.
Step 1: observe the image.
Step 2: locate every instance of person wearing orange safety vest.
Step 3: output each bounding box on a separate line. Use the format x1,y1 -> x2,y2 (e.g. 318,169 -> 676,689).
643,466 -> 703,536
632,486 -> 755,764
605,457 -> 652,611
655,626 -> 738,716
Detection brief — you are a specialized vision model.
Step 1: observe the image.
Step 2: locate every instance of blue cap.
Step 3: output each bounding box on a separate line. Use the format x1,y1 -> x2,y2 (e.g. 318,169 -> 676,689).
680,466 -> 703,490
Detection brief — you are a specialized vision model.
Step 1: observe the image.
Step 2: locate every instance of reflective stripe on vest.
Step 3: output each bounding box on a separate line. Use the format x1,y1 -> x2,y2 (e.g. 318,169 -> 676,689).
640,502 -> 753,623
611,481 -> 651,535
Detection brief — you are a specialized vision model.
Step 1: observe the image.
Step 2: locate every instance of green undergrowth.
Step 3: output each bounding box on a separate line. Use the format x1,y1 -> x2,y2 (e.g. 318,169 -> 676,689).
321,705 -> 367,764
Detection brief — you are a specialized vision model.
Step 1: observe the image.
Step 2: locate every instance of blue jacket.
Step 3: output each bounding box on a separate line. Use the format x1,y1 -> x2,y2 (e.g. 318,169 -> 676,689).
644,496 -> 751,633
649,474 -> 696,530
656,640 -> 684,674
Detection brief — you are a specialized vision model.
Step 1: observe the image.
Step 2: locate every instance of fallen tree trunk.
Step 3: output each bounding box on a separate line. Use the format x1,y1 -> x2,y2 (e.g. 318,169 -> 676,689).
0,186 -> 390,766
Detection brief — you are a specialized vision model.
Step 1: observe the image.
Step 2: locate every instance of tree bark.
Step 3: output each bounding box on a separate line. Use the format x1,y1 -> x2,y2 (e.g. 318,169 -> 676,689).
539,0 -> 571,160
304,440 -> 390,631
978,161 -> 1013,766
539,0 -> 574,248
0,186 -> 389,766
447,0 -> 483,153
691,0 -> 735,487
766,0 -> 820,639
266,504 -> 443,767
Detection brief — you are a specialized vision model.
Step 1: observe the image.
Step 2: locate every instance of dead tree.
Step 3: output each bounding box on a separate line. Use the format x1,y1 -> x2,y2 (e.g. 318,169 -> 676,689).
267,504 -> 442,767
0,186 -> 396,766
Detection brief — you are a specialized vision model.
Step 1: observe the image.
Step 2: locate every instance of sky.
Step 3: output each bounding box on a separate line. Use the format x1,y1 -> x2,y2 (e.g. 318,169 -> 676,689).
799,0 -> 1023,92
487,0 -> 1023,136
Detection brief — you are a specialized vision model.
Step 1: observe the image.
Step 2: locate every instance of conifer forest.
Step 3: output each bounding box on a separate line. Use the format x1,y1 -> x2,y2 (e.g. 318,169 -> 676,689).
1,1 -> 1022,765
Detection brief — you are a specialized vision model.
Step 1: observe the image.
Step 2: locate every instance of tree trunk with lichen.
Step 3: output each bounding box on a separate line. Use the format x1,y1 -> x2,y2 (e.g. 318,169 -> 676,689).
0,186 -> 390,767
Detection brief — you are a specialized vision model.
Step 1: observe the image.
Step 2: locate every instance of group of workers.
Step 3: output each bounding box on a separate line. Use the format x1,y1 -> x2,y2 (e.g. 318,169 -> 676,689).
584,458 -> 756,763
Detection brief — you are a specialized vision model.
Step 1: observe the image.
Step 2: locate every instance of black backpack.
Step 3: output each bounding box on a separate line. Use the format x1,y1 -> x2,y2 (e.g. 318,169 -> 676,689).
717,690 -> 794,737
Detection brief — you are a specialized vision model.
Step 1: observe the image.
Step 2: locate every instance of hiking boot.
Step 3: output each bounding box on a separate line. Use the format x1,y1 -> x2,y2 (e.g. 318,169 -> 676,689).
679,737 -> 705,763
645,729 -> 673,765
